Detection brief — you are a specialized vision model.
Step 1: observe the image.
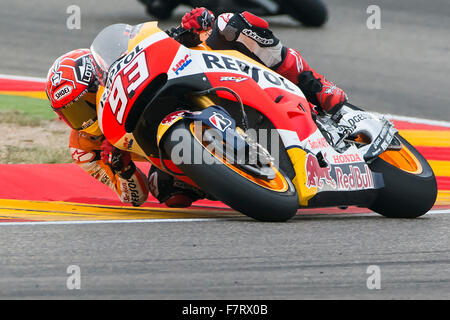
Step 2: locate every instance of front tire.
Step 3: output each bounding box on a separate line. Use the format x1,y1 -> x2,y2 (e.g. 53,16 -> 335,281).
162,121 -> 299,222
369,134 -> 437,218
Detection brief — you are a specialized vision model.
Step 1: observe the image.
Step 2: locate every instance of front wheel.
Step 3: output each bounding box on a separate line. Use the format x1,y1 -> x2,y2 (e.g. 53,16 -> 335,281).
162,121 -> 299,222
369,134 -> 437,218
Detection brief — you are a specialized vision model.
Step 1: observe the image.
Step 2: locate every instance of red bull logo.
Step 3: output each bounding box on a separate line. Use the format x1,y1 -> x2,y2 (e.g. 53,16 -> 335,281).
305,154 -> 336,189
161,110 -> 187,125
335,165 -> 374,190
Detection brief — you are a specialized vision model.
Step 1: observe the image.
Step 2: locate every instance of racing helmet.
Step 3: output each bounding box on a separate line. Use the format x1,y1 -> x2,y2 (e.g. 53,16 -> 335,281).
46,49 -> 100,134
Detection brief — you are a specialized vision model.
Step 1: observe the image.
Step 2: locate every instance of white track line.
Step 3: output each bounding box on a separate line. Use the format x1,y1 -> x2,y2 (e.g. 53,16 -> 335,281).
0,209 -> 448,227
373,112 -> 450,128
0,218 -> 225,226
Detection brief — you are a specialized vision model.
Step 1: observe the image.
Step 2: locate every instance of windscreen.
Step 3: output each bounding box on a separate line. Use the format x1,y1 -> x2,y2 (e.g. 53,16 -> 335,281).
90,23 -> 137,84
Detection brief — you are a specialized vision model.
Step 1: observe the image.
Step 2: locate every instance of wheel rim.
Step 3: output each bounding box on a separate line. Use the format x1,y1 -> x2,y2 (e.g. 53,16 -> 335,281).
189,122 -> 289,192
379,143 -> 423,174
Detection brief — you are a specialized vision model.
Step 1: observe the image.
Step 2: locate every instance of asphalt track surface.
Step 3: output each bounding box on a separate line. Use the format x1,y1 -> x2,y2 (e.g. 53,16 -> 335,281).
1,0 -> 450,300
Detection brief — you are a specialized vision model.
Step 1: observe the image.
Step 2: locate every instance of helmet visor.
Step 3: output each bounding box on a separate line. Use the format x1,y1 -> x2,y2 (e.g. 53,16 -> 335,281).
55,92 -> 97,130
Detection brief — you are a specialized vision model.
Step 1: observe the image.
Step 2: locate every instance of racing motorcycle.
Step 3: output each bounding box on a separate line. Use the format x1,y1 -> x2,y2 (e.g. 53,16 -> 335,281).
137,0 -> 328,27
90,22 -> 437,222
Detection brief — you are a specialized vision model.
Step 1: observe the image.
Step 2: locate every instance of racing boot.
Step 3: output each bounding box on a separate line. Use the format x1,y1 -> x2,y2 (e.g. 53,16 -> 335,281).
275,48 -> 348,114
148,166 -> 204,208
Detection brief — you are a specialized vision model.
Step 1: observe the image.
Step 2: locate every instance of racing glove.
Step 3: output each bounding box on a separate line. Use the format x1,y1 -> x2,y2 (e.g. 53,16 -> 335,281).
167,7 -> 215,47
181,7 -> 215,32
101,139 -> 135,179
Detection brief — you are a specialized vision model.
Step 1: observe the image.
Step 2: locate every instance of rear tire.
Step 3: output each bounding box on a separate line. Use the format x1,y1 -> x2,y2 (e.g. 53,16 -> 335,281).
369,134 -> 437,218
162,121 -> 299,222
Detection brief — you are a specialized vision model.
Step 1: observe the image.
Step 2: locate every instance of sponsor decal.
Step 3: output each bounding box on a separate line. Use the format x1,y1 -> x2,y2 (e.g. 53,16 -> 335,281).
365,122 -> 396,158
69,148 -> 95,163
346,113 -> 372,127
106,44 -> 144,86
90,166 -> 112,186
305,153 -> 374,191
127,178 -> 140,203
81,119 -> 95,130
122,136 -> 134,150
242,29 -> 274,45
332,153 -> 363,164
305,153 -> 336,189
218,13 -> 233,30
202,53 -> 296,92
99,172 -> 110,185
122,181 -> 130,202
307,137 -> 328,149
75,55 -> 94,85
120,179 -> 140,203
161,110 -> 187,125
219,76 -> 248,83
209,112 -> 232,132
53,85 -> 72,100
335,165 -> 374,191
51,60 -> 62,86
148,171 -> 159,198
324,84 -> 337,95
173,54 -> 192,75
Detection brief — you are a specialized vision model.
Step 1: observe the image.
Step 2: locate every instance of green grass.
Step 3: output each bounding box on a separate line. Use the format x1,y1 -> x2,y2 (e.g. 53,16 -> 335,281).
0,94 -> 72,164
0,109 -> 46,127
2,145 -> 72,164
0,95 -> 55,120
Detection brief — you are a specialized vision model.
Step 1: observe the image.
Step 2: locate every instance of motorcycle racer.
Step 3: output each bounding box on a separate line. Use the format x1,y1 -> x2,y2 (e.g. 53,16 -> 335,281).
46,49 -> 149,207
45,8 -> 386,208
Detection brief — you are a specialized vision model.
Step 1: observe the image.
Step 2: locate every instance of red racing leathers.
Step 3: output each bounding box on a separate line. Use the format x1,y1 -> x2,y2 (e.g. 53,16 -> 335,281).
69,129 -> 149,206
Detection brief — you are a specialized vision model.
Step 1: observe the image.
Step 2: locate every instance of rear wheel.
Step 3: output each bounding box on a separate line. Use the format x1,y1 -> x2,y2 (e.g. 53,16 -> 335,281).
162,121 -> 299,222
369,134 -> 437,218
